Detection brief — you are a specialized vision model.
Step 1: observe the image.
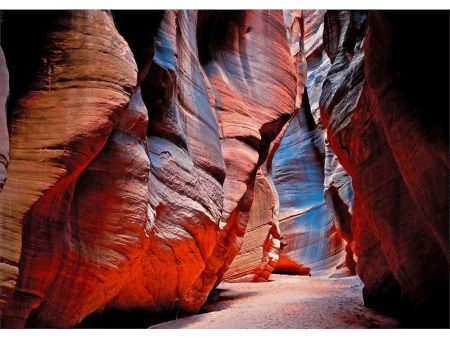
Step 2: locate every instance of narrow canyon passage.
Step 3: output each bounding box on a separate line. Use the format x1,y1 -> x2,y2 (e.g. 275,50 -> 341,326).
152,274 -> 399,329
0,9 -> 448,329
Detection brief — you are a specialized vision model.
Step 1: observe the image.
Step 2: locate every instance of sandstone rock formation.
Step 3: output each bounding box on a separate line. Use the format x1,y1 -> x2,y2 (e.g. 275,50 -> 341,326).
271,10 -> 353,277
323,136 -> 355,276
0,8 -> 447,329
0,10 -> 138,327
183,9 -> 296,302
0,9 -> 296,327
273,97 -> 345,275
303,10 -> 355,276
320,10 -> 449,326
222,168 -> 281,283
223,134 -> 286,283
0,47 -> 8,192
303,10 -> 330,124
221,10 -> 303,282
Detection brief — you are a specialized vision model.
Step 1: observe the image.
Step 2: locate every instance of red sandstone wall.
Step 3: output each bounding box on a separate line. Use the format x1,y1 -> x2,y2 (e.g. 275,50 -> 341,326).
320,10 -> 449,326
0,10 -> 296,327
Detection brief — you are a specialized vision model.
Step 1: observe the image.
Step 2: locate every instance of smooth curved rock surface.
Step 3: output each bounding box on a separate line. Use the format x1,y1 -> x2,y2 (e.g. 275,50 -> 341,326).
303,10 -> 330,125
183,10 -> 296,307
323,134 -> 355,275
0,47 -> 8,192
0,9 -> 447,329
0,9 -> 227,328
303,10 -> 355,275
0,9 -> 296,327
272,10 -> 352,277
273,99 -> 344,276
222,167 -> 281,282
0,10 -> 138,327
128,9 -> 225,316
223,120 -> 290,282
320,10 -> 449,326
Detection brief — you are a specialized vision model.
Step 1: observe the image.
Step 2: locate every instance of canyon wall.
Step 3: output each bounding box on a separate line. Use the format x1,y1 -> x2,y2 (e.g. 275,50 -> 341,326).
273,98 -> 345,275
0,10 -> 296,327
0,47 -> 8,192
320,10 -> 449,326
0,9 -> 447,329
0,11 -> 139,327
222,10 -> 305,282
272,10 -> 353,277
303,11 -> 354,273
185,9 -> 296,295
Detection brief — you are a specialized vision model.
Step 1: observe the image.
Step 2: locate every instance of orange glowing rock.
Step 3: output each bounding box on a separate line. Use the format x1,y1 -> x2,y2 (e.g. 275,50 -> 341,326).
0,11 -> 138,327
0,10 -> 296,327
181,9 -> 296,309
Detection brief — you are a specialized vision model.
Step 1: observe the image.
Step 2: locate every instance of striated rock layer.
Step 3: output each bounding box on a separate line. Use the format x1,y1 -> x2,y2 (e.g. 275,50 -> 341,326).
320,10 -> 449,326
222,168 -> 281,283
0,47 -> 8,192
221,11 -> 301,282
223,129 -> 287,283
272,10 -> 353,277
0,9 -> 296,327
303,10 -> 355,276
0,8 -> 447,329
182,9 -> 296,302
0,10 -> 138,327
273,96 -> 344,276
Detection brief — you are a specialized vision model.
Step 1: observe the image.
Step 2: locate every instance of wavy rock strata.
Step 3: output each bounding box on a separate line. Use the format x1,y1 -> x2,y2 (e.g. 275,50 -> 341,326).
0,8 -> 447,329
0,9 -> 296,327
0,10 -> 138,327
273,97 -> 345,275
0,48 -> 8,192
320,10 -> 449,326
271,10 -> 353,276
220,11 -> 302,282
304,10 -> 355,276
223,132 -> 287,283
183,9 -> 296,302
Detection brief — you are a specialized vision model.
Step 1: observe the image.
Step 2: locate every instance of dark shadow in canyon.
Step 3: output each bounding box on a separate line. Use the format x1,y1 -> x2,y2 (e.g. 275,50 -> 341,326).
0,11 -> 62,128
76,307 -> 178,329
76,288 -> 259,328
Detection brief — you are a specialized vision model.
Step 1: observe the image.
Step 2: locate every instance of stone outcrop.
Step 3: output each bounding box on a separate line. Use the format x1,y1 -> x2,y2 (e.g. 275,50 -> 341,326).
222,167 -> 281,283
223,130 -> 287,283
0,9 -> 296,327
323,135 -> 355,276
320,10 -> 449,326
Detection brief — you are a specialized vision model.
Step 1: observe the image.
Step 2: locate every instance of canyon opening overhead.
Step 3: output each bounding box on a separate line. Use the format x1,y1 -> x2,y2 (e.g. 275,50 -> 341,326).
0,8 -> 448,330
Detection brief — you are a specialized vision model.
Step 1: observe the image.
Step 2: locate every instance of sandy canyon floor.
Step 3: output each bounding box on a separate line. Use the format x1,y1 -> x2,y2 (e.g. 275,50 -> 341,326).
151,274 -> 400,329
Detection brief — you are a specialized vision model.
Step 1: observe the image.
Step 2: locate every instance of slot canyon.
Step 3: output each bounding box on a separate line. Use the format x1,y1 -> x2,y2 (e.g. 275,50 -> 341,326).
0,9 -> 448,329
